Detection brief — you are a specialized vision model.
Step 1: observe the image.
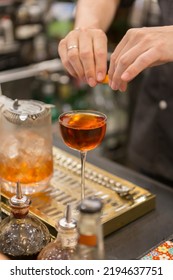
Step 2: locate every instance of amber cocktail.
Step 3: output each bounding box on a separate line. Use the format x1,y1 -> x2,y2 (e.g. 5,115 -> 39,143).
59,110 -> 107,200
0,130 -> 53,194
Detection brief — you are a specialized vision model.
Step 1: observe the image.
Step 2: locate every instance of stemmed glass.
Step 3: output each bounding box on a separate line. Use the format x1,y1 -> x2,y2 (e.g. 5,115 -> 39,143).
59,110 -> 107,201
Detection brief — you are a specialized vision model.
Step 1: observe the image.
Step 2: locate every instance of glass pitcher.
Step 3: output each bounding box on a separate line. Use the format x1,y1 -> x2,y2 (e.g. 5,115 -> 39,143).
0,98 -> 53,194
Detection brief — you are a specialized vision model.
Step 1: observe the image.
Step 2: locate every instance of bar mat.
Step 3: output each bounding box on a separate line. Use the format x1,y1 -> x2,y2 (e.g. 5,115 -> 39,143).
139,234 -> 173,260
1,146 -> 156,237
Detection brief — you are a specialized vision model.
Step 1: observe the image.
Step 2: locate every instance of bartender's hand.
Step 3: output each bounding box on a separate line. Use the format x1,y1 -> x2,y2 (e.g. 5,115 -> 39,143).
109,26 -> 173,92
58,28 -> 108,87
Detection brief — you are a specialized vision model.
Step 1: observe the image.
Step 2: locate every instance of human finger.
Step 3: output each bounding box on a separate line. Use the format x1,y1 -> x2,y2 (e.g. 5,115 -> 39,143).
92,29 -> 108,82
121,47 -> 159,82
66,30 -> 87,79
58,39 -> 78,77
108,31 -> 129,85
78,29 -> 97,87
110,43 -> 146,90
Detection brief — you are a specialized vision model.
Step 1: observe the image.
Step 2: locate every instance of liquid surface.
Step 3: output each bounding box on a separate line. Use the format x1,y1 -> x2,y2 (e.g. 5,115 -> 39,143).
59,112 -> 106,151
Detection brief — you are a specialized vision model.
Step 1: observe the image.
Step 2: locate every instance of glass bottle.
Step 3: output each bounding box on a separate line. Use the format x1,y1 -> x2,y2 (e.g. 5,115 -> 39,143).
73,197 -> 105,260
0,182 -> 50,259
37,204 -> 78,260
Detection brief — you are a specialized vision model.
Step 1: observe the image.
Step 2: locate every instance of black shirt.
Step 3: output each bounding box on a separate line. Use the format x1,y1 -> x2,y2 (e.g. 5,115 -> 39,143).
127,0 -> 173,184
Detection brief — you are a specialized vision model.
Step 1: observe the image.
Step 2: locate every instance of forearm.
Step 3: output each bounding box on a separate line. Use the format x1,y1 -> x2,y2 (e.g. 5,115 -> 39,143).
74,0 -> 120,31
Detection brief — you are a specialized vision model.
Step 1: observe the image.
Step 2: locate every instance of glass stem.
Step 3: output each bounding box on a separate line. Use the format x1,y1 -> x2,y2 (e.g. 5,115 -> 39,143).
80,151 -> 87,201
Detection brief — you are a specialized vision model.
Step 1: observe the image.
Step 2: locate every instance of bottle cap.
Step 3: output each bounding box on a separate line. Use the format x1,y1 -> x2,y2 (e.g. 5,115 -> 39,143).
78,197 -> 103,214
9,182 -> 31,217
9,181 -> 31,208
58,204 -> 77,230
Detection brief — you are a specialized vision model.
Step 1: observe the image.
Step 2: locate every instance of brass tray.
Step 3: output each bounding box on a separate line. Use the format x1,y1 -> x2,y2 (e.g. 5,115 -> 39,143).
1,146 -> 156,237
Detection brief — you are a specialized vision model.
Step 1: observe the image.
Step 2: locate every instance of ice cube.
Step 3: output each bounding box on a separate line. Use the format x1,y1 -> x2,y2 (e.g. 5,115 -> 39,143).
0,135 -> 19,159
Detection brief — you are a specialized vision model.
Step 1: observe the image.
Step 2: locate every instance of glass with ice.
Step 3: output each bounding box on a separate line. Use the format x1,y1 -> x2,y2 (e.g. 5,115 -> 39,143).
0,99 -> 53,194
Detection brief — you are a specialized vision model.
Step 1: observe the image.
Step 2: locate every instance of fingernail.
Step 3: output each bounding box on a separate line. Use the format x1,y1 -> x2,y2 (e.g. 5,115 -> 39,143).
97,72 -> 103,81
121,72 -> 130,81
111,82 -> 118,91
119,85 -> 127,92
88,77 -> 97,87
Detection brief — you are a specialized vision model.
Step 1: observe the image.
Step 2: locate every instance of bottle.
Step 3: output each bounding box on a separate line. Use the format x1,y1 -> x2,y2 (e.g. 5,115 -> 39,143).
73,197 -> 105,260
0,182 -> 50,259
37,204 -> 78,260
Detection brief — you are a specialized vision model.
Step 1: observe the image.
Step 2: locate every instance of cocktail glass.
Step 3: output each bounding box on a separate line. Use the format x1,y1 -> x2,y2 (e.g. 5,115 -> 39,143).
59,110 -> 107,201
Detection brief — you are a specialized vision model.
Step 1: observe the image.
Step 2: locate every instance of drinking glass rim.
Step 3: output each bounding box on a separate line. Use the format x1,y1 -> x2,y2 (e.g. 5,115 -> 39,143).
58,110 -> 107,123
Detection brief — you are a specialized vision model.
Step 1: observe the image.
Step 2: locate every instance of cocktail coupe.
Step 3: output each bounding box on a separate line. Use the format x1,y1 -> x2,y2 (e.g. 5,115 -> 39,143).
59,110 -> 107,201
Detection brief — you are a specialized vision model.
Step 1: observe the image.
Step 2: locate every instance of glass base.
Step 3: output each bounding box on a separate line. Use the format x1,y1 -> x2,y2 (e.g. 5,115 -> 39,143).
1,175 -> 52,194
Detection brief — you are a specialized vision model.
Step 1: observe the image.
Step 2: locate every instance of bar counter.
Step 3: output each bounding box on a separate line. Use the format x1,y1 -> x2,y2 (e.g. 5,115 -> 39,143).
53,129 -> 173,260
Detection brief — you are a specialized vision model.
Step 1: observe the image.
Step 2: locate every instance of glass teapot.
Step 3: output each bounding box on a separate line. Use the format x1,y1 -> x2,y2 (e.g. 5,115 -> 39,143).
0,96 -> 53,194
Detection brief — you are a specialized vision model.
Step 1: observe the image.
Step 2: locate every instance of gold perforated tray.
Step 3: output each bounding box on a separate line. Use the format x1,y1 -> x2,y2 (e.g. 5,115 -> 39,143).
1,146 -> 156,237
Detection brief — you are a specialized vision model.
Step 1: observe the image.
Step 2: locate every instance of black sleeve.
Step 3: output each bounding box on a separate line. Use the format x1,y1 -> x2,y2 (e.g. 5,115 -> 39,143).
120,0 -> 135,8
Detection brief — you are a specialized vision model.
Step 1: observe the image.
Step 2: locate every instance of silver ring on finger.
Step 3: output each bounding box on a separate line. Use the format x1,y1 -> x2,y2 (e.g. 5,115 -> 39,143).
67,45 -> 78,51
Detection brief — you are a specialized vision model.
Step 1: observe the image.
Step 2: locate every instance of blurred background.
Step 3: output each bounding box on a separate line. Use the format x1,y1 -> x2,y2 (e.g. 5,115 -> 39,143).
0,0 -> 160,166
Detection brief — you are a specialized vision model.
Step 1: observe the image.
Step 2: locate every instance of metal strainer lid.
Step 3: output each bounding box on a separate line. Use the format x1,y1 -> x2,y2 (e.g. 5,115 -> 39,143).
2,99 -> 51,125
